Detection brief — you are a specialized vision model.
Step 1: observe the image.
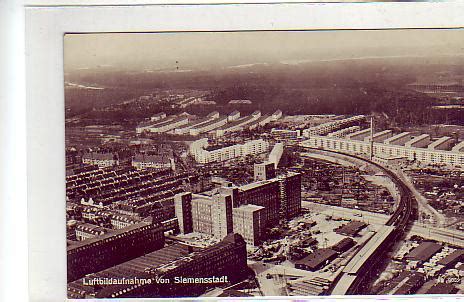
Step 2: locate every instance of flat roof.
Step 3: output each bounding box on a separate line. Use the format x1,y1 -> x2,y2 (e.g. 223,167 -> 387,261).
233,204 -> 265,213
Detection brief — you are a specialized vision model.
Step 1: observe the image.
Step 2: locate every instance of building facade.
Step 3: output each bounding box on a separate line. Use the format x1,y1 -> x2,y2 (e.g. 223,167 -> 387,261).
302,136 -> 464,167
67,221 -> 165,282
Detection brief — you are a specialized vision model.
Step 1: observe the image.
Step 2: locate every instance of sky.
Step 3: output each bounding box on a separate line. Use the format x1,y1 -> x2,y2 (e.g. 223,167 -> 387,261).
64,29 -> 464,71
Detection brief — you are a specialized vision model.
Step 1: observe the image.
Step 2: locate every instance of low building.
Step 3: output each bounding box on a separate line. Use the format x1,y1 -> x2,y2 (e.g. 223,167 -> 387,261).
334,221 -> 367,237
150,112 -> 167,121
428,136 -> 453,151
392,272 -> 426,295
132,154 -> 175,170
189,117 -> 228,136
82,152 -> 118,168
404,241 -> 442,262
271,129 -> 302,141
331,237 -> 356,254
437,249 -> 464,268
295,249 -> 338,271
425,283 -> 458,294
110,214 -> 142,229
228,110 -> 240,121
75,223 -> 109,241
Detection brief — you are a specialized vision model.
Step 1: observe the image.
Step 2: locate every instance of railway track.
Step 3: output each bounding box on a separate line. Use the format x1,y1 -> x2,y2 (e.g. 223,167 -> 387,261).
298,145 -> 418,294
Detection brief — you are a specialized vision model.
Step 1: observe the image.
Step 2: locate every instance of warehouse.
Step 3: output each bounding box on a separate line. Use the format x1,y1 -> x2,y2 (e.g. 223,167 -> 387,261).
334,221 -> 367,237
294,248 -> 337,271
404,241 -> 442,262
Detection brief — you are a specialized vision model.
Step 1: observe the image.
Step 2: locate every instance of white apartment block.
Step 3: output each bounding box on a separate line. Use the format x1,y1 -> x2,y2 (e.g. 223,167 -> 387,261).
452,141 -> 464,152
405,134 -> 431,148
327,126 -> 361,138
190,138 -> 269,164
215,112 -> 262,137
346,128 -> 372,141
268,143 -> 284,168
428,136 -> 453,151
364,129 -> 393,143
303,115 -> 365,137
189,117 -> 228,136
302,136 -> 464,167
384,132 -> 412,145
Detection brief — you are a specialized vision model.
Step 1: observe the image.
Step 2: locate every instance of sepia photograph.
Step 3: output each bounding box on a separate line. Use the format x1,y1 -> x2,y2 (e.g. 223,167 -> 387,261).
63,30 -> 464,298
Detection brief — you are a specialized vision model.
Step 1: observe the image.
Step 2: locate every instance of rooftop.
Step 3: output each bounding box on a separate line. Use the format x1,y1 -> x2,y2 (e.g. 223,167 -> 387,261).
405,241 -> 442,262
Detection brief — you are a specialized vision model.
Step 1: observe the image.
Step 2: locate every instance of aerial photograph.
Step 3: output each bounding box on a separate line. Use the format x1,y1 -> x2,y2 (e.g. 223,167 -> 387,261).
64,30 -> 464,298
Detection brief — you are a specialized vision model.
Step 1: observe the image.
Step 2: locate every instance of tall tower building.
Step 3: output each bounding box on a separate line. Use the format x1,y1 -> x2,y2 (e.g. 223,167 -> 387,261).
174,192 -> 193,234
212,194 -> 233,239
278,172 -> 302,220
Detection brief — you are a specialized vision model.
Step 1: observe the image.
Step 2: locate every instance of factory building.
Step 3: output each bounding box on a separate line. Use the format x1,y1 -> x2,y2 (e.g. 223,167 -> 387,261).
68,234 -> 249,299
67,221 -> 165,282
174,169 -> 301,245
174,192 -> 193,234
254,162 -> 276,181
232,204 -> 266,246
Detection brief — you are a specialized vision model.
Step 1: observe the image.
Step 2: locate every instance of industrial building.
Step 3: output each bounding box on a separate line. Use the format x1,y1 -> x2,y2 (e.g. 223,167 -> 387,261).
295,248 -> 338,271
67,221 -> 165,282
68,233 -> 249,298
173,167 -> 301,245
404,241 -> 443,262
